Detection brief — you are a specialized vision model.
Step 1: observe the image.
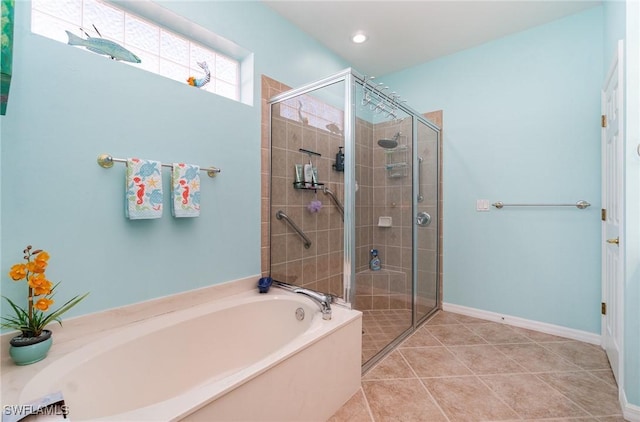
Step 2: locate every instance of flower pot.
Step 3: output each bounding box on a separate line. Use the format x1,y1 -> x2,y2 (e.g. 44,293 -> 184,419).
9,330 -> 52,365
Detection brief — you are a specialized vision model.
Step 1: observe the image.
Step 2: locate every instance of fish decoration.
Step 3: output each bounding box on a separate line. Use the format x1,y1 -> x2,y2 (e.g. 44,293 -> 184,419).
326,123 -> 343,136
297,100 -> 309,125
187,61 -> 210,88
65,30 -> 141,63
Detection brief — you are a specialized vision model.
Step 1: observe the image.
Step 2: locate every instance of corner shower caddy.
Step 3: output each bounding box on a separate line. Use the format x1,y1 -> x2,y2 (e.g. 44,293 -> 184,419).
385,144 -> 409,178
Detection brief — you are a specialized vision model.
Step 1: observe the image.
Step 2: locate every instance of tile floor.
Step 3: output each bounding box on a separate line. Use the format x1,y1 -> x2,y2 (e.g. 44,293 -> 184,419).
330,311 -> 625,422
362,309 -> 413,363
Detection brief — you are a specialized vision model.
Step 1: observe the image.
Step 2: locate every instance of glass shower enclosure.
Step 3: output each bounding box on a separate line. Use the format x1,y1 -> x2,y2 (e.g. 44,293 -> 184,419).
268,69 -> 440,371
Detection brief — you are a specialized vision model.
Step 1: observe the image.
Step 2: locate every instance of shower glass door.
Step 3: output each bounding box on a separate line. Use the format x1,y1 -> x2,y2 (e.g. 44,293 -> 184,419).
415,119 -> 439,322
354,83 -> 414,366
269,80 -> 347,301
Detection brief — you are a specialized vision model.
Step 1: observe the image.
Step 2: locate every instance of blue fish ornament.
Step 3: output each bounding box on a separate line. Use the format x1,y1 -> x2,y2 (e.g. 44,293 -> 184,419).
66,31 -> 141,63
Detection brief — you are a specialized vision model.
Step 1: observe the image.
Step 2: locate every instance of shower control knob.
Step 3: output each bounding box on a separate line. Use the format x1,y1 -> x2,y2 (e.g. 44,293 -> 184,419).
416,212 -> 431,227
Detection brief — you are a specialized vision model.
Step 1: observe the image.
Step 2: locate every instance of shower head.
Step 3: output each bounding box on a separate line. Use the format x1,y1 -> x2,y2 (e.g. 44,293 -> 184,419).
377,132 -> 401,149
377,139 -> 398,149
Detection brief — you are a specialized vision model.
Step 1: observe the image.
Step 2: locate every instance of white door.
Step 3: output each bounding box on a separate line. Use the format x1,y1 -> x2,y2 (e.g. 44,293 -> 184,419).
601,40 -> 624,384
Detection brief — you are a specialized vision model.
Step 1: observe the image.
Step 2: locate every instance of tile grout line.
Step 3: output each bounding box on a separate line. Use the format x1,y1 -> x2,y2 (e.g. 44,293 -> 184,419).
397,347 -> 452,422
529,370 -> 606,418
435,328 -> 525,420
357,386 -> 377,422
519,334 -> 608,418
525,335 -> 623,417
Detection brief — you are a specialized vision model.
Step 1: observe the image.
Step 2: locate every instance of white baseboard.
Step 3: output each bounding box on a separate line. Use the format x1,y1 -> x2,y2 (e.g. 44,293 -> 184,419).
442,302 -> 601,345
622,389 -> 640,421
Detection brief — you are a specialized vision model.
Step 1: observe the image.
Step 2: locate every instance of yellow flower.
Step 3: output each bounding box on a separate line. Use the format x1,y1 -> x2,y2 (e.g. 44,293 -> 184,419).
33,251 -> 49,273
33,280 -> 53,296
28,273 -> 52,295
34,298 -> 54,311
9,264 -> 27,280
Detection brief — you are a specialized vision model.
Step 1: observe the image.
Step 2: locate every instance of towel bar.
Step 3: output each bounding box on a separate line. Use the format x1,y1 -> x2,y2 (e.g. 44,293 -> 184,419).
97,154 -> 220,177
492,200 -> 591,209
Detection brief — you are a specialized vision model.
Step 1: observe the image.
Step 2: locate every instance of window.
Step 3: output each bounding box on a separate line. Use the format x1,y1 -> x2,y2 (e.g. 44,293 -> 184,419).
31,0 -> 248,102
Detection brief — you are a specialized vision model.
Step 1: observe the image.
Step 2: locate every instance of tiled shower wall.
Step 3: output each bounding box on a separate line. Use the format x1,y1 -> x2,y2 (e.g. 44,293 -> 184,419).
354,118 -> 414,311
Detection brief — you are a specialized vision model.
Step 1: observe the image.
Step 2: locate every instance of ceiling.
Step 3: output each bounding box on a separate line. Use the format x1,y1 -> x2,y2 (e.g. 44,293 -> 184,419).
263,1 -> 601,76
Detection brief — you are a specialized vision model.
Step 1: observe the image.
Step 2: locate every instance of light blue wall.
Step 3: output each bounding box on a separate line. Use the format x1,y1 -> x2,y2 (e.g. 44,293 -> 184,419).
0,1 -> 346,322
383,7 -> 604,333
603,0 -> 626,69
603,0 -> 640,409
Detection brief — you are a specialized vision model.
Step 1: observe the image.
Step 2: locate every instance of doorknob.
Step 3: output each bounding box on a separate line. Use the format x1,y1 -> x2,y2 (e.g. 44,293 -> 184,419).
606,237 -> 619,245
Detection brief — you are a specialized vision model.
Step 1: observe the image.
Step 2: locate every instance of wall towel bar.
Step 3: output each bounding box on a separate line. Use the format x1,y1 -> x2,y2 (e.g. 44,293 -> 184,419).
492,200 -> 591,209
276,210 -> 311,249
96,154 -> 220,177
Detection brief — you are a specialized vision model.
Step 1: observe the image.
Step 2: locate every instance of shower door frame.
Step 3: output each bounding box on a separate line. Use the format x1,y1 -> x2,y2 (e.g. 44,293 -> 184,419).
268,68 -> 356,308
268,68 -> 441,367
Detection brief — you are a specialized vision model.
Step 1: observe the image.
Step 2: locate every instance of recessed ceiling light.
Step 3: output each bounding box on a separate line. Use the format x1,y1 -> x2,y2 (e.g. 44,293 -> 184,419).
352,32 -> 367,44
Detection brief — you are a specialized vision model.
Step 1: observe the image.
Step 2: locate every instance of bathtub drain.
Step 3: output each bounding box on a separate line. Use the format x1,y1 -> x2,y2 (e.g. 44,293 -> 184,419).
295,307 -> 305,321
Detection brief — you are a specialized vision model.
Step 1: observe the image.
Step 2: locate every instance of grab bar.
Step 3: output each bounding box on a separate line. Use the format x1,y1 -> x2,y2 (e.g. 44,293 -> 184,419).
417,156 -> 424,203
492,200 -> 591,209
322,186 -> 344,221
275,210 -> 312,249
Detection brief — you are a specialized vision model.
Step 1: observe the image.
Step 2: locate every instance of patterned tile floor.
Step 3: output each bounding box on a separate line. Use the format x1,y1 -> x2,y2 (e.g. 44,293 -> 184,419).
330,311 -> 625,422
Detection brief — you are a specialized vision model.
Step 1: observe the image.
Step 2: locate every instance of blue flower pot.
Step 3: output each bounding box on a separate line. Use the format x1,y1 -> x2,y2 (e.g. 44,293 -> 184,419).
9,330 -> 53,366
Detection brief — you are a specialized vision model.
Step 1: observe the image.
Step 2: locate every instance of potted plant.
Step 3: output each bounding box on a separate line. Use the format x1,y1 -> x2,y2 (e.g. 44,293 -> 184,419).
2,245 -> 89,365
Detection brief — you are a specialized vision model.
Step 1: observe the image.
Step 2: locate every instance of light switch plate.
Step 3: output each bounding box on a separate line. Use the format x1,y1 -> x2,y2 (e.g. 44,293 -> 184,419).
476,199 -> 490,211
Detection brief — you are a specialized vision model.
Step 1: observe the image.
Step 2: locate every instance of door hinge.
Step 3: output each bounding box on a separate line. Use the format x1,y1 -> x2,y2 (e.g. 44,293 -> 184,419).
601,208 -> 607,221
602,302 -> 607,315
602,115 -> 608,128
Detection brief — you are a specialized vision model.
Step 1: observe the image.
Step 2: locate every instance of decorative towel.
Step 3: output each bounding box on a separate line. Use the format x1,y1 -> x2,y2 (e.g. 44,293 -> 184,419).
171,163 -> 200,218
125,158 -> 163,219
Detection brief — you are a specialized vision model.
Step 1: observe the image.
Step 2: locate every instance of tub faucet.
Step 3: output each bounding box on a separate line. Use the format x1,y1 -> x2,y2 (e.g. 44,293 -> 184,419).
272,280 -> 333,320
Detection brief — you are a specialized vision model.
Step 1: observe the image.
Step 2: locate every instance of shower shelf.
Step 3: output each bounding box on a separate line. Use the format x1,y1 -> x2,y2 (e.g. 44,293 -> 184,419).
385,162 -> 408,170
293,182 -> 325,191
385,145 -> 408,152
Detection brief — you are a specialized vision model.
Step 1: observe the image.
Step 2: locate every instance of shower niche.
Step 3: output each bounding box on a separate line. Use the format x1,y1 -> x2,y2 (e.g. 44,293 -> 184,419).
268,69 -> 441,372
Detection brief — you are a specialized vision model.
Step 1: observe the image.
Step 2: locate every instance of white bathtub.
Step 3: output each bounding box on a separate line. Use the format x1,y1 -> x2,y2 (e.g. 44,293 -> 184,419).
17,289 -> 362,421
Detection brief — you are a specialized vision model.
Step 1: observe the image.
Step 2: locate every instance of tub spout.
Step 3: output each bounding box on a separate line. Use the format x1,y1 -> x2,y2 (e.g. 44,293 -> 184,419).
272,280 -> 333,320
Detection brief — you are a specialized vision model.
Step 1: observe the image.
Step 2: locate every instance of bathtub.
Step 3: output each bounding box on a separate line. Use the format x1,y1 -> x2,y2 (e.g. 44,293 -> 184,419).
16,288 -> 362,421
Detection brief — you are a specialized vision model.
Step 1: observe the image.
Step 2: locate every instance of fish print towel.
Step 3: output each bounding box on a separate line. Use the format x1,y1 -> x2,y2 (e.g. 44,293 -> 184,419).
125,158 -> 163,219
171,163 -> 200,218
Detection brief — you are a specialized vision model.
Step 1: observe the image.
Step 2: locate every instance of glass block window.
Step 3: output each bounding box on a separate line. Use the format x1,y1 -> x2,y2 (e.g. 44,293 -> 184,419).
31,0 -> 240,101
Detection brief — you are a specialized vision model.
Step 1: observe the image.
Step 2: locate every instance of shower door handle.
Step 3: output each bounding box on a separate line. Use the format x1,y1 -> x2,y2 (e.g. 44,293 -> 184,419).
416,212 -> 431,227
417,157 -> 424,203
